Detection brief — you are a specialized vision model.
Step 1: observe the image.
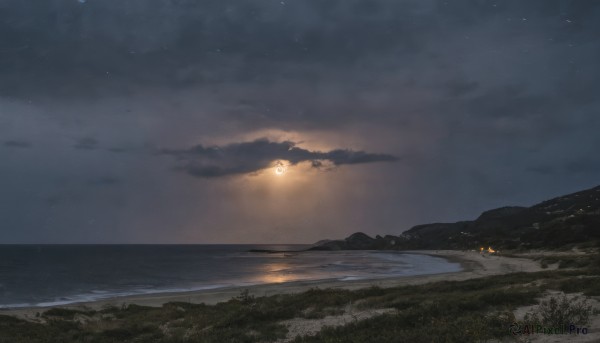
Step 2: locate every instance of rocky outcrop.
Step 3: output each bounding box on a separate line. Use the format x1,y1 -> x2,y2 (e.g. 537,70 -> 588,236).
308,232 -> 404,251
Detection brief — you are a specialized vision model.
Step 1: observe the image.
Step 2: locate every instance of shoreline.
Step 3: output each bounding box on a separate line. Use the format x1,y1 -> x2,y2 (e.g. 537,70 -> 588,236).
1,250 -> 544,319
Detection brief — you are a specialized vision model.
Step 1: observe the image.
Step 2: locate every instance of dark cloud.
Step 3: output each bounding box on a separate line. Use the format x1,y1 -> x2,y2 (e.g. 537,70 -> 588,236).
564,159 -> 600,174
464,86 -> 553,119
443,79 -> 480,97
526,159 -> 600,176
0,0 -> 425,97
1,0 -> 600,243
526,165 -> 556,175
3,140 -> 31,148
3,0 -> 597,100
73,138 -> 98,150
107,147 -> 128,153
87,176 -> 120,186
162,138 -> 398,178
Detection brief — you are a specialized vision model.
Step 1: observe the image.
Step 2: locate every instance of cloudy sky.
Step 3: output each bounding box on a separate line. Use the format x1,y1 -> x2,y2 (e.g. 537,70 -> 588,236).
1,0 -> 599,243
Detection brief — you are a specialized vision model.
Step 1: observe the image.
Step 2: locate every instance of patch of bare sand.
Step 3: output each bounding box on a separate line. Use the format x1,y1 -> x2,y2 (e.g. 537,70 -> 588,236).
512,291 -> 600,343
512,247 -> 598,258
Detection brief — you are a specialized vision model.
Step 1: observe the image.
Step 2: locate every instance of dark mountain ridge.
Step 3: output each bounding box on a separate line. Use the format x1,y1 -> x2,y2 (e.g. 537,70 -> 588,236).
310,185 -> 600,251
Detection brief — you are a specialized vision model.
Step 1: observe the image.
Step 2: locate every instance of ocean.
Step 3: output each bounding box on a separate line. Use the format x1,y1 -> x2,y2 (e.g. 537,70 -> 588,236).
0,245 -> 461,308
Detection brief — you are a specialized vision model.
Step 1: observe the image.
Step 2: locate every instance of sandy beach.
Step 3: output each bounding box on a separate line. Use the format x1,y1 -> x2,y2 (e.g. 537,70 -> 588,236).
1,250 -> 544,320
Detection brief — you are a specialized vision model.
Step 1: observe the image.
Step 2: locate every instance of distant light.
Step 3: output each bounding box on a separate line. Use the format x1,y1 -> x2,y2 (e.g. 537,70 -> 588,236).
78,0 -> 86,3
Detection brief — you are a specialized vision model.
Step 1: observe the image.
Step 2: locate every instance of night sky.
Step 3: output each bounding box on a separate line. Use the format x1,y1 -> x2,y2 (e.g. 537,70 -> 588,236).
1,0 -> 599,243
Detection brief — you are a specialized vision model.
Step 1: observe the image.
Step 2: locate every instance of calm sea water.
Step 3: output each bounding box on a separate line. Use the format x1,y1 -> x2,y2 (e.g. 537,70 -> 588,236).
0,245 -> 461,308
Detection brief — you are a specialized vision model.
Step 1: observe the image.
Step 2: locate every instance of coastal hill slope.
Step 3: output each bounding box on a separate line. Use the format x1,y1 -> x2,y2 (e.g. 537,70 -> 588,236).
311,185 -> 600,251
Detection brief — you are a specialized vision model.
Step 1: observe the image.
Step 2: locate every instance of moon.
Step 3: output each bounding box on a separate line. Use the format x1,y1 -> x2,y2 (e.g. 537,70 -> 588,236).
274,160 -> 288,175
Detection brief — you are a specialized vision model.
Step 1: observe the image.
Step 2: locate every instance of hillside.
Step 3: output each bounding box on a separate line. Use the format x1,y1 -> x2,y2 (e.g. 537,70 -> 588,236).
310,185 -> 600,251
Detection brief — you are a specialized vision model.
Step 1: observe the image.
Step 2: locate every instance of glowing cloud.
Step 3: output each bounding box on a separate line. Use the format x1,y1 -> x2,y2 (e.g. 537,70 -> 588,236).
161,138 -> 399,178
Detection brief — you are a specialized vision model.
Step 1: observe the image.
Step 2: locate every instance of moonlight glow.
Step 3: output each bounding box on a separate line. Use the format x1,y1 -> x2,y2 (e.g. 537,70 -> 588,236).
274,161 -> 287,175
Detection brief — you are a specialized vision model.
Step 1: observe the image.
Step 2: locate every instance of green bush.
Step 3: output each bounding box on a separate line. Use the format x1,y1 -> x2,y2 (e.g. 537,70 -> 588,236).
524,294 -> 593,327
559,277 -> 600,295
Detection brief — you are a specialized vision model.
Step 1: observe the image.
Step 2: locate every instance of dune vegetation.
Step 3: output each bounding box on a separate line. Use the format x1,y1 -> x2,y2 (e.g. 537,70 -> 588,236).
1,252 -> 598,343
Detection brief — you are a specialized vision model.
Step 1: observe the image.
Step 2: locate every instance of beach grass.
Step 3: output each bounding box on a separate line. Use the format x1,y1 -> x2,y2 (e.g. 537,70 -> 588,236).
1,253 -> 598,343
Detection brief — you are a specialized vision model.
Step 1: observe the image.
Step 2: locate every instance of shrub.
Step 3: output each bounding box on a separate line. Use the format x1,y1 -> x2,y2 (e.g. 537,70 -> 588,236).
235,289 -> 256,305
559,277 -> 600,296
524,294 -> 593,327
